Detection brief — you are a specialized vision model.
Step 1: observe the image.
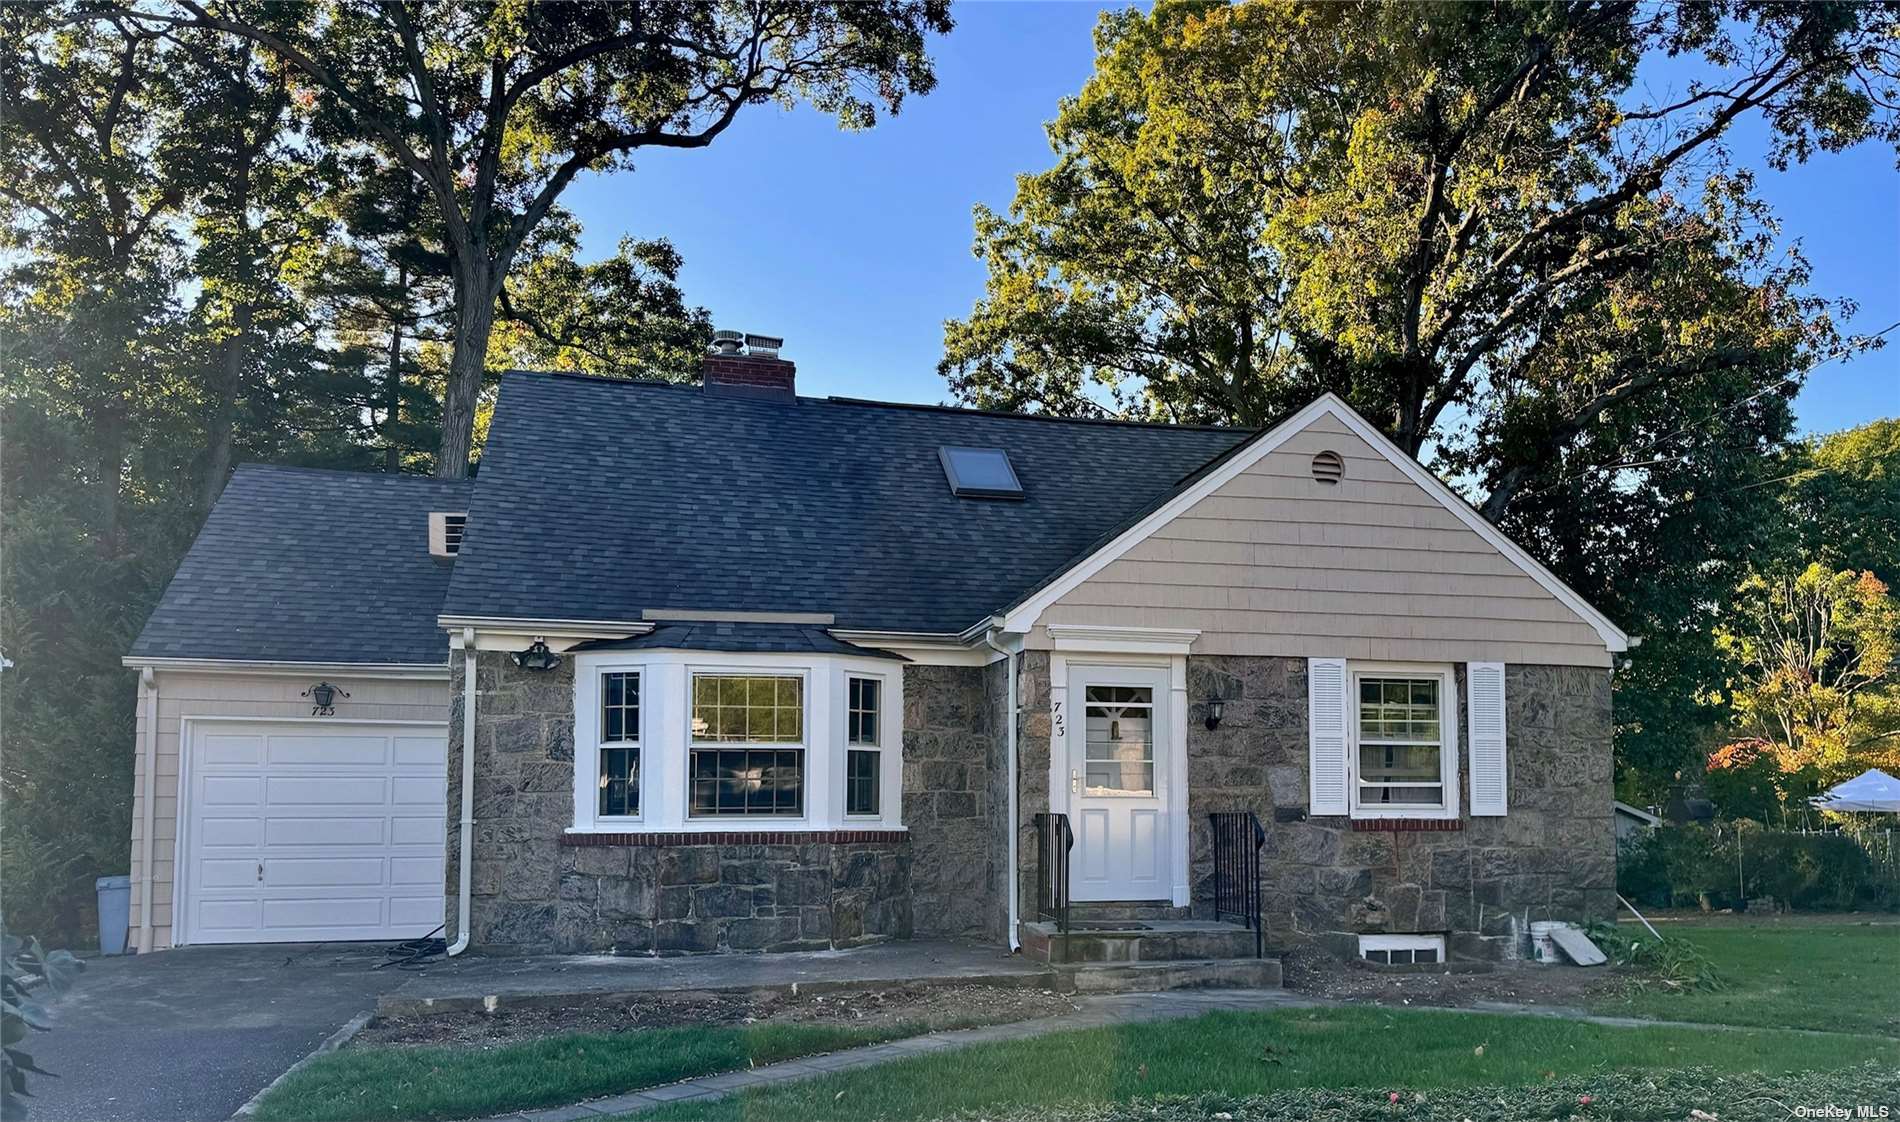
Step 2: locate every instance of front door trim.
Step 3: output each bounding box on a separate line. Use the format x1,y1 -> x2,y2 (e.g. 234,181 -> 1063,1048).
1047,651 -> 1190,906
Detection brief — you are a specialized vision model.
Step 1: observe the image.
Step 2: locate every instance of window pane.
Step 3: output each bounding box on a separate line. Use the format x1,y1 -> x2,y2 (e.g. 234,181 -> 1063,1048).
1359,677 -> 1439,741
601,672 -> 639,744
847,749 -> 880,815
598,746 -> 639,817
1083,686 -> 1154,795
848,677 -> 880,746
691,675 -> 803,744
688,748 -> 804,816
1359,743 -> 1440,783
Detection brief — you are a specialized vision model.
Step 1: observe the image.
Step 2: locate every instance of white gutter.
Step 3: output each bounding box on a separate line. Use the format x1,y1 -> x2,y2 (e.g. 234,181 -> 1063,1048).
138,666 -> 158,953
982,628 -> 1020,952
447,627 -> 477,957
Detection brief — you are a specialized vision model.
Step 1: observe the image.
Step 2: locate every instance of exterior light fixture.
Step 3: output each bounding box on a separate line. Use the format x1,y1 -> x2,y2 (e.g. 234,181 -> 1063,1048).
1203,695 -> 1226,731
303,682 -> 349,716
512,638 -> 561,672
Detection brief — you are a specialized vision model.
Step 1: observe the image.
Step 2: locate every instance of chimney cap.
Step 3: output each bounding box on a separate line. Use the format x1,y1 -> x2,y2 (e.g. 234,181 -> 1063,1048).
744,333 -> 783,358
711,329 -> 743,356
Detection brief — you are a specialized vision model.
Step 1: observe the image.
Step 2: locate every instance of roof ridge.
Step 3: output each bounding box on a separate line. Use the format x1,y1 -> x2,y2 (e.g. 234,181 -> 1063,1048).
503,367 -> 1254,435
232,462 -> 470,487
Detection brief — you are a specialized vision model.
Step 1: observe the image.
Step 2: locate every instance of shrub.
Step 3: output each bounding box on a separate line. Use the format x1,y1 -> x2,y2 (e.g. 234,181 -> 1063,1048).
1582,921 -> 1725,991
1616,823 -> 1897,912
2,925 -> 82,1118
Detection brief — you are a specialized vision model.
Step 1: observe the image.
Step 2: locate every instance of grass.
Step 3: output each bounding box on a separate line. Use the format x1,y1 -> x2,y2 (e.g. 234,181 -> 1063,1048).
634,1005 -> 1900,1122
1587,920 -> 1900,1037
251,1021 -> 924,1122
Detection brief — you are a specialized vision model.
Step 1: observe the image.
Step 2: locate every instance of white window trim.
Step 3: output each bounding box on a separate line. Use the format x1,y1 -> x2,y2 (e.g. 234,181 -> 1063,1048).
1347,661 -> 1459,821
569,650 -> 904,834
572,664 -> 647,831
840,670 -> 895,820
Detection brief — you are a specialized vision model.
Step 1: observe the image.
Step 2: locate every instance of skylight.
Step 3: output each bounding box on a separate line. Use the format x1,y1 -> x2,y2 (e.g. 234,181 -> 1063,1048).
939,446 -> 1024,500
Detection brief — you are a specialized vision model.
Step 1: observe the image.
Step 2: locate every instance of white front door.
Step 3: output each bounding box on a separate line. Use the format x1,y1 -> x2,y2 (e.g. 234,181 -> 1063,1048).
181,720 -> 447,945
1066,666 -> 1171,901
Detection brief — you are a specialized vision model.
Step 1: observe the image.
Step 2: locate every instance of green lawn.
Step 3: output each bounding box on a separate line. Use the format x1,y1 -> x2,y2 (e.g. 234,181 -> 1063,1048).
635,1006 -> 1900,1122
252,1022 -> 924,1122
1587,921 -> 1900,1037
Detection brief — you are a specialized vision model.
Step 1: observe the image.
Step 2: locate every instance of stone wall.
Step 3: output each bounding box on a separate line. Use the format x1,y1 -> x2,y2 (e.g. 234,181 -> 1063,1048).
448,651 -> 909,954
900,663 -> 1006,940
1013,654 -> 1615,960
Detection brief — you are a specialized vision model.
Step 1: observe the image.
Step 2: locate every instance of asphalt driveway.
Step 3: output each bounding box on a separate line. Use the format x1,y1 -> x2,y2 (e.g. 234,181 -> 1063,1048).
26,943 -> 412,1122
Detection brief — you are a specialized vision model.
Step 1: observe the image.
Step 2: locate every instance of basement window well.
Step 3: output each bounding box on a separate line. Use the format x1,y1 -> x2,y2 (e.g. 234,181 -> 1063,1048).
939,446 -> 1024,499
1358,933 -> 1444,965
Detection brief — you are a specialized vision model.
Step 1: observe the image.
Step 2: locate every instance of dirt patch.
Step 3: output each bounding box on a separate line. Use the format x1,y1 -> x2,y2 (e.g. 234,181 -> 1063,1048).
354,982 -> 1082,1049
1280,946 -> 1625,1009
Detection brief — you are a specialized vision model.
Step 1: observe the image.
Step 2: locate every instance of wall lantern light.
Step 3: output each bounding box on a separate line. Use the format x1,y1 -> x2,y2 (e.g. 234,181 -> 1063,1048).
303,681 -> 349,716
1203,695 -> 1226,731
512,638 -> 561,672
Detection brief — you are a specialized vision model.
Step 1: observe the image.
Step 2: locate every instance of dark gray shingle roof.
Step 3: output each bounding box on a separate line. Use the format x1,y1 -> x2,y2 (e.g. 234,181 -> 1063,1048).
441,372 -> 1250,634
571,622 -> 905,660
129,465 -> 471,665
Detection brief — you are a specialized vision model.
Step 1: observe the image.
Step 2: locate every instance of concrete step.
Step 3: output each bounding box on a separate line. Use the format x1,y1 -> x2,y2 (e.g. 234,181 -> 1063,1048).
1056,956 -> 1283,994
1067,901 -> 1193,922
1020,920 -> 1262,965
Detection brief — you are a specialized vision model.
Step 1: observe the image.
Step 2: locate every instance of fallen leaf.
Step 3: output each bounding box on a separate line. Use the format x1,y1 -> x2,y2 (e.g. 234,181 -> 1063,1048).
1472,1043 -> 1485,1057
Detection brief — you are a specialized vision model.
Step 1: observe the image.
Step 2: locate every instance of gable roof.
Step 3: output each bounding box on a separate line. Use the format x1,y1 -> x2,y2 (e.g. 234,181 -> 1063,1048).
438,371 -> 1249,635
999,393 -> 1630,653
128,465 -> 471,666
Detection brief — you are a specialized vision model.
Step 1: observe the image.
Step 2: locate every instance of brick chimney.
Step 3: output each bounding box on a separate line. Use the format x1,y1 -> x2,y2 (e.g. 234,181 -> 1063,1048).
702,329 -> 795,399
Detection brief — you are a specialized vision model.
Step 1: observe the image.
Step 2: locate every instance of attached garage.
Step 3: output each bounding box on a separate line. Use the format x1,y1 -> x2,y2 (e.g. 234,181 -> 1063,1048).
178,719 -> 447,945
123,466 -> 470,951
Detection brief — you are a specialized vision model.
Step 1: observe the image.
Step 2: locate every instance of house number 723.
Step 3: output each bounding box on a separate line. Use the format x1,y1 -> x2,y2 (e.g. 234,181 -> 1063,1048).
1051,698 -> 1065,739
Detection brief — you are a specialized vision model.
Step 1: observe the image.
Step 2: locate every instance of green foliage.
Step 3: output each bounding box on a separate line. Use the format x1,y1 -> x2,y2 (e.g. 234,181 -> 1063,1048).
1616,824 -> 1896,912
1581,920 -> 1725,992
1,927 -> 82,1119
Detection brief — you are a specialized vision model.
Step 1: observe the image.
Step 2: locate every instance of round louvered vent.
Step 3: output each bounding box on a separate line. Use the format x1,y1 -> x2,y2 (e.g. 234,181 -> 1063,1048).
1311,450 -> 1344,483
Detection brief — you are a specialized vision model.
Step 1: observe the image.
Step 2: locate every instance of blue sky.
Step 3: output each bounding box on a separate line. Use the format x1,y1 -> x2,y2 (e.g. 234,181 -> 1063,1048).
564,3 -> 1897,436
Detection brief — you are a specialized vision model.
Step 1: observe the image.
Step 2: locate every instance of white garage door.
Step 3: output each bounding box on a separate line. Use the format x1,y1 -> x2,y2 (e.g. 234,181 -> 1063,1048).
181,720 -> 447,945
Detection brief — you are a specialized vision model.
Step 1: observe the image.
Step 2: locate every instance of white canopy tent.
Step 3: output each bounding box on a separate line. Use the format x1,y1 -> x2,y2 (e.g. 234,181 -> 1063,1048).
1811,768 -> 1900,813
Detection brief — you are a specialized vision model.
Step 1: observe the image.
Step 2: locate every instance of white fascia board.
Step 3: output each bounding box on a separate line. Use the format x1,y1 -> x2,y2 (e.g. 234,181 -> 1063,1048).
120,656 -> 450,679
436,615 -> 656,637
1001,393 -> 1629,653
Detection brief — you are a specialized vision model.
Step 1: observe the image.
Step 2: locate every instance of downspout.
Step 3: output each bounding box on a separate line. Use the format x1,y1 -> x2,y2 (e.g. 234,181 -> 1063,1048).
983,629 -> 1020,952
138,666 -> 158,953
447,628 -> 477,957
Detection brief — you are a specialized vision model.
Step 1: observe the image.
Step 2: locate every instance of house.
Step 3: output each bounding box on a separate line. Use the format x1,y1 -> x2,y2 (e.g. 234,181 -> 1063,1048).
123,334 -> 1626,967
1614,800 -> 1662,844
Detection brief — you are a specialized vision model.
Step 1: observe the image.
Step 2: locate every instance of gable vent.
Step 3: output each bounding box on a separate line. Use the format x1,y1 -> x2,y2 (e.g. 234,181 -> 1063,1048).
1310,450 -> 1344,484
429,511 -> 468,557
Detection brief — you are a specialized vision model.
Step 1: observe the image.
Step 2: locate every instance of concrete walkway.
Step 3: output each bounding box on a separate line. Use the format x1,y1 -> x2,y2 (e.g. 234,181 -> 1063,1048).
382,938 -> 1051,1015
474,988 -> 1320,1122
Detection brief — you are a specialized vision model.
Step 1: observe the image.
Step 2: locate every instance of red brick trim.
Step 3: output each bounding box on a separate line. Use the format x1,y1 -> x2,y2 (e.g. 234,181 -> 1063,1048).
1349,818 -> 1464,833
562,829 -> 909,847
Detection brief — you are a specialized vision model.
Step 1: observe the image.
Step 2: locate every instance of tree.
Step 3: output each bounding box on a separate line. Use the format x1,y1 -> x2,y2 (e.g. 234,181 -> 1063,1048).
1787,419 -> 1900,584
1711,564 -> 1900,792
492,230 -> 711,376
942,0 -> 1899,784
136,0 -> 952,477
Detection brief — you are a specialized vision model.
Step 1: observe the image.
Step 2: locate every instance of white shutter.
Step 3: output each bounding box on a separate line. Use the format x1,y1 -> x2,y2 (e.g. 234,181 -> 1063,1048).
1467,662 -> 1508,816
1308,657 -> 1349,816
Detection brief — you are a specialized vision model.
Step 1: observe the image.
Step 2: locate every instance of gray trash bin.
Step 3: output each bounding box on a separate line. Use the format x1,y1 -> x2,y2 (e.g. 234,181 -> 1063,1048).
96,874 -> 131,955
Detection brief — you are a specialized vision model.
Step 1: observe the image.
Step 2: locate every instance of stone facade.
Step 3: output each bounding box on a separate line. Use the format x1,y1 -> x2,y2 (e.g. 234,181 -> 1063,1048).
1014,654 -> 1615,961
899,662 -> 1007,941
450,651 -> 1008,954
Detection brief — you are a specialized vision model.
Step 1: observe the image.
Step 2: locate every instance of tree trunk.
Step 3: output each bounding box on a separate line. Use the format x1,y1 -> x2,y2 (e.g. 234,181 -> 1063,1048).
384,260 -> 406,474
436,263 -> 495,479
200,303 -> 252,511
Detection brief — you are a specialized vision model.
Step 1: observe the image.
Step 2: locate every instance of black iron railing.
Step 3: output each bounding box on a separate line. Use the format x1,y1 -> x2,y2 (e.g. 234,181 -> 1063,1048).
1033,811 -> 1073,933
1209,810 -> 1265,958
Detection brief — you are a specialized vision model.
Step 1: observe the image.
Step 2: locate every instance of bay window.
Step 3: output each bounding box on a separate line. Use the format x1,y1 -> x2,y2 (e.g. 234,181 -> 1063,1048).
571,653 -> 901,833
